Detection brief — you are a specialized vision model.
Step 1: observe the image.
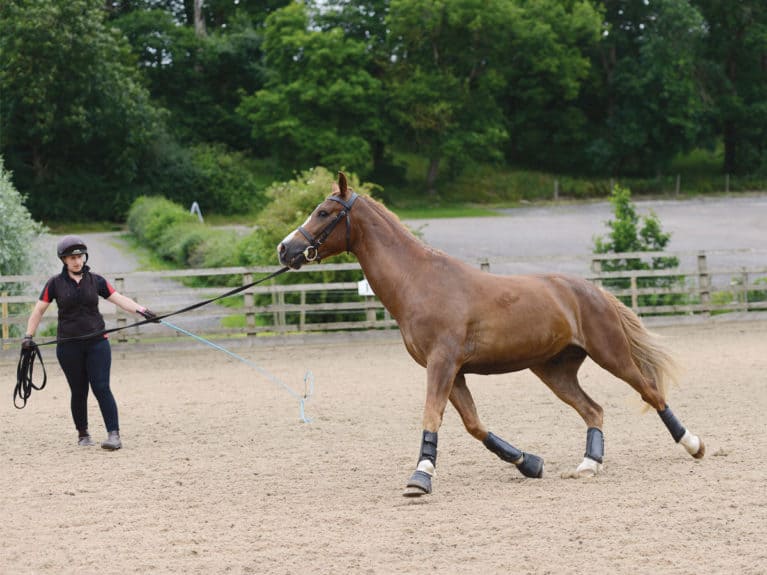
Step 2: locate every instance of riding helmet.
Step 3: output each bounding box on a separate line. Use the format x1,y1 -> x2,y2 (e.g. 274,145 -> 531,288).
57,235 -> 88,258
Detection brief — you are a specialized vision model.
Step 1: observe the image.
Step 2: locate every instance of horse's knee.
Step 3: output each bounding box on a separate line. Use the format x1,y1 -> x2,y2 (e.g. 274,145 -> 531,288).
464,421 -> 486,440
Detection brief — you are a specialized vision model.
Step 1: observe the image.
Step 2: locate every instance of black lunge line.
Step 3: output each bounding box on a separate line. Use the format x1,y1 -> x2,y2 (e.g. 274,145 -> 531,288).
14,267 -> 289,408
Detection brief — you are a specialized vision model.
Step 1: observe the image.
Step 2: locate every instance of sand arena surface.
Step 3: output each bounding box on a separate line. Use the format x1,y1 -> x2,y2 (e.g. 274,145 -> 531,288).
2,320 -> 766,574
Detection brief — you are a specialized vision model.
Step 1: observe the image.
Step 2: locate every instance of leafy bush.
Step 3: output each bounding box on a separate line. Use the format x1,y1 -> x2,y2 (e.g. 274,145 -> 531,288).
188,143 -> 270,215
0,158 -> 46,276
0,158 -> 47,336
126,168 -> 385,327
127,196 -> 200,245
593,185 -> 684,308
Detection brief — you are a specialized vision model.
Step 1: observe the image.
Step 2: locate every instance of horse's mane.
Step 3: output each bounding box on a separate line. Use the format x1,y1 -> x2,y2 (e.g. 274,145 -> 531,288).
360,194 -> 447,257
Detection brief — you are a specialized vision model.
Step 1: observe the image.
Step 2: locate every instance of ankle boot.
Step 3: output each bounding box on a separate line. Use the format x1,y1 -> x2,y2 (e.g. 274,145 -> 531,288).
101,430 -> 122,450
78,431 -> 95,447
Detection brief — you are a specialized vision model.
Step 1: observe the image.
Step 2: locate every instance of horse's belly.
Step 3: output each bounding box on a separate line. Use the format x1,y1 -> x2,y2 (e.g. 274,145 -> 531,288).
462,324 -> 574,374
461,356 -> 547,375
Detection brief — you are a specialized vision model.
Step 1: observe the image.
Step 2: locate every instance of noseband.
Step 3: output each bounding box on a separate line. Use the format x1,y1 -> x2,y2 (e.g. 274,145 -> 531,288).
298,193 -> 358,262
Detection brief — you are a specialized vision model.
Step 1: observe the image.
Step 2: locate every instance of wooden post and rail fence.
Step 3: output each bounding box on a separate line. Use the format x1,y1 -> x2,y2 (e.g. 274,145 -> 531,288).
2,250 -> 765,348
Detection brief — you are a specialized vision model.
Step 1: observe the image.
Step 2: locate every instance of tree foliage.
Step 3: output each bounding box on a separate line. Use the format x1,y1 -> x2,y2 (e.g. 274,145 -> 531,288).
693,0 -> 767,174
0,0 -> 166,219
582,0 -> 707,175
2,0 -> 767,219
237,3 -> 383,173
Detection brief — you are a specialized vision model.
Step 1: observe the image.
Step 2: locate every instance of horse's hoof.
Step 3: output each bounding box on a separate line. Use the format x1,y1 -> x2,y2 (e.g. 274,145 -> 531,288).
404,470 -> 432,497
516,452 -> 544,478
403,485 -> 429,497
692,439 -> 705,459
573,456 -> 602,478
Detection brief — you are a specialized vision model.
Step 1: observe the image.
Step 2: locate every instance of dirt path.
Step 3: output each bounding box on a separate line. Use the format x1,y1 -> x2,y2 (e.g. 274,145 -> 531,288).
2,320 -> 765,574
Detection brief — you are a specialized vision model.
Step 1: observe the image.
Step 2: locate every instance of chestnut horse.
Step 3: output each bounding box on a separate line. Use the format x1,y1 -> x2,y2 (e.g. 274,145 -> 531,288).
278,172 -> 705,497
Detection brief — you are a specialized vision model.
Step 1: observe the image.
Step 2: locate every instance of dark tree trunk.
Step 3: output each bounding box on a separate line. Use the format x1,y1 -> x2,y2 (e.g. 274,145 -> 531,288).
426,157 -> 440,195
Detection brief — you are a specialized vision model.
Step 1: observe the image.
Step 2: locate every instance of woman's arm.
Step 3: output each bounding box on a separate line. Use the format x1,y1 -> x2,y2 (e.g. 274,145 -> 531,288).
25,300 -> 51,337
106,291 -> 146,315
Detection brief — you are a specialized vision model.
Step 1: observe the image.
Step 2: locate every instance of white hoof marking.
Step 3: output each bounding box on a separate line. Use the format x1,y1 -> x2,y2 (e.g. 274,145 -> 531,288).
575,457 -> 602,477
416,459 -> 435,476
680,430 -> 701,456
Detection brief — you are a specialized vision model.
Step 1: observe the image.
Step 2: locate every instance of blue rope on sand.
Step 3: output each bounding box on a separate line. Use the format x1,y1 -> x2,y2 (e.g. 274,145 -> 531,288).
160,319 -> 314,423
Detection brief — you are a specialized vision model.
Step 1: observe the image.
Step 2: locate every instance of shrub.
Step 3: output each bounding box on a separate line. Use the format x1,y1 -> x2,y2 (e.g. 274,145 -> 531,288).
0,158 -> 46,276
0,158 -> 46,337
593,184 -> 683,309
127,196 -> 199,245
189,143 -> 270,215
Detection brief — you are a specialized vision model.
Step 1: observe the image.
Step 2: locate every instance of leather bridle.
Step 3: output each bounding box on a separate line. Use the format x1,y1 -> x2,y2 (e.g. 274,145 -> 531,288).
298,193 -> 359,262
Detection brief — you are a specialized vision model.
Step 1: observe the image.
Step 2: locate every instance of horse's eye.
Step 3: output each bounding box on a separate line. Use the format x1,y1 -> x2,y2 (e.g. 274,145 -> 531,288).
318,210 -> 329,218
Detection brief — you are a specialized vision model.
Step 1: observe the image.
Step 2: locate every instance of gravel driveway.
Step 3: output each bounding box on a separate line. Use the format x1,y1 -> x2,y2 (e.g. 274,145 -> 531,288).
404,193 -> 767,276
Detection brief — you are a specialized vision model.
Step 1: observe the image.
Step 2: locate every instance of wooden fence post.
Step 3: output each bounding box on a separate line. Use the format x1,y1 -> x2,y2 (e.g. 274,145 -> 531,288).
300,291 -> 306,331
740,268 -> 749,313
697,252 -> 710,316
277,290 -> 286,328
115,277 -> 128,342
243,273 -> 254,332
630,276 -> 638,312
1,292 -> 8,350
591,258 -> 603,287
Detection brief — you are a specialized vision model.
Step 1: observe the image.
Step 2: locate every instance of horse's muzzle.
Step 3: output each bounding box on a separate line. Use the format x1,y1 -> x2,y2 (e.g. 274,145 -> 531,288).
277,241 -> 307,270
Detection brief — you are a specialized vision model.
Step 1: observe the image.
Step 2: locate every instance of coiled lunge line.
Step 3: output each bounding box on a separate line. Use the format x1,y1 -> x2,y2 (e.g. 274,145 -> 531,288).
159,319 -> 314,423
14,343 -> 47,409
15,267 -> 293,409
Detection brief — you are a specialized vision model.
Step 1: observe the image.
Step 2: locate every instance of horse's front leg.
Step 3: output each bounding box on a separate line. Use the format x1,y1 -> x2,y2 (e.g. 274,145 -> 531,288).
403,356 -> 459,497
450,374 -> 544,479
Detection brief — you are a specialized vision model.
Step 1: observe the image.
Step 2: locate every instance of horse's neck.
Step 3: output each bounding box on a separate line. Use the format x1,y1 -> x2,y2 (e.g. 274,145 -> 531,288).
352,200 -> 428,317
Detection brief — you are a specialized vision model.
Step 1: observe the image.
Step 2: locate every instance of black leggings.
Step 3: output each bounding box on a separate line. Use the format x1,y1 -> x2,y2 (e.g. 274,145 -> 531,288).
56,338 -> 118,433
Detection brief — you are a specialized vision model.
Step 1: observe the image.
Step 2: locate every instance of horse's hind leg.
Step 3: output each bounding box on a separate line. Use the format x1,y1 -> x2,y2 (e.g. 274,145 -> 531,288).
449,374 -> 543,479
531,346 -> 606,477
586,334 -> 705,460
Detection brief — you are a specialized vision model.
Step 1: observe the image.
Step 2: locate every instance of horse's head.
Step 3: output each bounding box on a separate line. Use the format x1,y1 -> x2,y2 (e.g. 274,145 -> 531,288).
278,171 -> 359,269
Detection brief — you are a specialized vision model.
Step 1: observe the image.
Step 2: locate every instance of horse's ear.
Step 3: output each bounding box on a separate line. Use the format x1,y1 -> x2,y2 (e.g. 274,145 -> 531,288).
337,171 -> 349,199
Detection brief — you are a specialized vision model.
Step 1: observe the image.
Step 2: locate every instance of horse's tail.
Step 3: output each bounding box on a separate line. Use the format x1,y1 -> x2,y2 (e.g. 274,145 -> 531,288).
604,289 -> 679,407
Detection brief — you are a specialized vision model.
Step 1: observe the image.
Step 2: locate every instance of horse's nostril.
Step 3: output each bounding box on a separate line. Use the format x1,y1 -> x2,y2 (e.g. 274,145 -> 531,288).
278,243 -> 285,254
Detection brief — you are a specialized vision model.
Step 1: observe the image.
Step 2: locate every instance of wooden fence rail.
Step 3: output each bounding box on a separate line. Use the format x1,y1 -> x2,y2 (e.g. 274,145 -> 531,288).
2,250 -> 765,346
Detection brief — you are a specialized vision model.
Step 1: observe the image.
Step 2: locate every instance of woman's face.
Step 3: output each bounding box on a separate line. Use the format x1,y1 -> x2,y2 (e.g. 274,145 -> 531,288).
62,254 -> 85,273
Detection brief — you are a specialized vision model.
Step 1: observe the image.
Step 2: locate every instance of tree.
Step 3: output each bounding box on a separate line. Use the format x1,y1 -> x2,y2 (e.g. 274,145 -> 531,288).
386,0 -> 513,193
0,0 -> 166,219
501,0 -> 602,172
237,2 -> 383,173
113,8 -> 266,148
581,0 -> 707,176
315,0 -> 398,181
693,0 -> 767,175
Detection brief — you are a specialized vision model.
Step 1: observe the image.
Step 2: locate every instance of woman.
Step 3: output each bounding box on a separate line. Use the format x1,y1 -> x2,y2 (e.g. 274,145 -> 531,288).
22,235 -> 157,450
